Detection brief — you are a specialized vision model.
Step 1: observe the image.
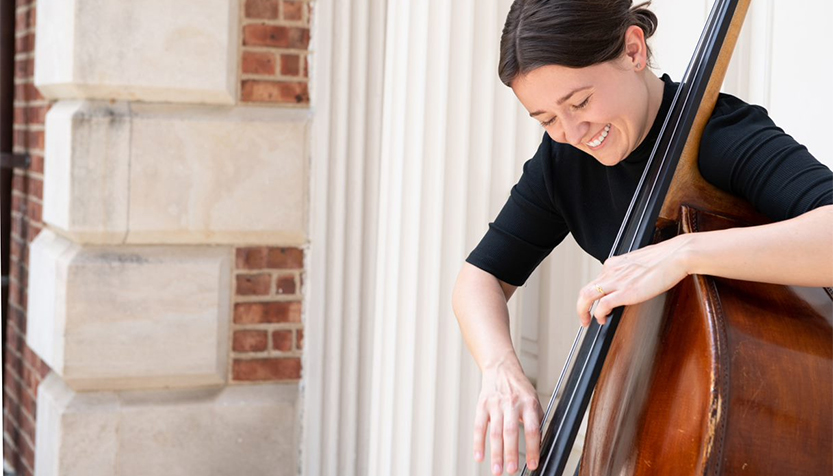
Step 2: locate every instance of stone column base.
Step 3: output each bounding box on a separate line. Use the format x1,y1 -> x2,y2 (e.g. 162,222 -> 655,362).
35,373 -> 298,476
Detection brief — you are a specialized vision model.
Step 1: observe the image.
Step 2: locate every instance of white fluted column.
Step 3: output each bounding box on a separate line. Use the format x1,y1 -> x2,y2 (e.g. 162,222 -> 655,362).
305,0 -> 386,475
366,1 -> 549,474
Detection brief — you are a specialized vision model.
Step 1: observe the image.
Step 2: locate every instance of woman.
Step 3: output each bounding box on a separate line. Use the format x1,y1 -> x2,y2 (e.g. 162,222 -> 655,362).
451,1 -> 833,474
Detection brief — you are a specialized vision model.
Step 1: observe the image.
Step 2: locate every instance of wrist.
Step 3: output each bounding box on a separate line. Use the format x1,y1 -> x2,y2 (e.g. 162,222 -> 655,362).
481,348 -> 521,374
676,231 -> 704,276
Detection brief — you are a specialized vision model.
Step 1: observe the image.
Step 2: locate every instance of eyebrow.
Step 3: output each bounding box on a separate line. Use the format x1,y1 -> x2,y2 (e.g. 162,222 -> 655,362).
529,86 -> 592,117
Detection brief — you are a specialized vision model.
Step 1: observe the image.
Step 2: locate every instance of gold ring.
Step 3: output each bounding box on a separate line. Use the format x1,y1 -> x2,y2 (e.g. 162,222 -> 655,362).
595,285 -> 605,295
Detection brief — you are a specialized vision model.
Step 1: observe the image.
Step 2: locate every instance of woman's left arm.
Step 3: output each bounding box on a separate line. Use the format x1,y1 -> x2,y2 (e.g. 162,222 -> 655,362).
577,204 -> 833,326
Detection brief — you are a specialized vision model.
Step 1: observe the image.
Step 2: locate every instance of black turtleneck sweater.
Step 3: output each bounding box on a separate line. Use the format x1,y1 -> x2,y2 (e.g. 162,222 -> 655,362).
466,75 -> 833,286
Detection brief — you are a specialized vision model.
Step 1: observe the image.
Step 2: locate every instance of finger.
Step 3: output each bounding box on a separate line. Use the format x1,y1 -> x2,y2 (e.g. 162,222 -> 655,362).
577,283 -> 606,326
594,292 -> 623,325
503,405 -> 520,474
473,401 -> 489,463
522,405 -> 542,471
489,402 -> 504,475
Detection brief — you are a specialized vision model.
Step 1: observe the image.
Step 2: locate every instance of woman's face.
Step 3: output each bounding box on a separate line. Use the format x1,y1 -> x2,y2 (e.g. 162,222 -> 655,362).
511,55 -> 658,167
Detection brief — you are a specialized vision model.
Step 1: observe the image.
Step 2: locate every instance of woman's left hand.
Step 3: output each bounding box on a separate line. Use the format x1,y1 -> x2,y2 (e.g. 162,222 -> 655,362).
576,234 -> 694,327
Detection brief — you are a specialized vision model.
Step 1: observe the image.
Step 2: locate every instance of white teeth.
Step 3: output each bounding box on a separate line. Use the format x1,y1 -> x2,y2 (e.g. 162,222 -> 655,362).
587,124 -> 611,148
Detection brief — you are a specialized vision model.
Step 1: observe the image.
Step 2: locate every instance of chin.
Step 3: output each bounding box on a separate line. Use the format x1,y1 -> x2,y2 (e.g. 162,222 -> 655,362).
594,154 -> 624,167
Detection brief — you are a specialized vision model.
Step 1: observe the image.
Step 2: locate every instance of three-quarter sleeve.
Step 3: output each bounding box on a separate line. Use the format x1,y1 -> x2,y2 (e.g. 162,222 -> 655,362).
699,96 -> 833,220
465,136 -> 570,286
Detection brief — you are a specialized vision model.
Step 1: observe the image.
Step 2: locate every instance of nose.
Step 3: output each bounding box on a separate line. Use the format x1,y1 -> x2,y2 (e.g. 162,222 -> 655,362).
560,119 -> 588,147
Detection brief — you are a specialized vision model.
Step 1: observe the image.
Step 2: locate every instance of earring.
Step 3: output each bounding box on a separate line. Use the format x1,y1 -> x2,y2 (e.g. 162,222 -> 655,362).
636,62 -> 641,69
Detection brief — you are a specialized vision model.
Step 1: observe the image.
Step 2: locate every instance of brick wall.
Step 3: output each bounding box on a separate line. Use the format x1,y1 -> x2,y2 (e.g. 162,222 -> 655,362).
234,0 -> 310,384
240,0 -> 311,105
3,1 -> 52,475
232,247 -> 304,382
1,1 -> 313,472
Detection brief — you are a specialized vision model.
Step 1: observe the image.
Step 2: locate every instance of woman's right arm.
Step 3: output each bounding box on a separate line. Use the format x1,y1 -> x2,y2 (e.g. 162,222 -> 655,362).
453,262 -> 543,475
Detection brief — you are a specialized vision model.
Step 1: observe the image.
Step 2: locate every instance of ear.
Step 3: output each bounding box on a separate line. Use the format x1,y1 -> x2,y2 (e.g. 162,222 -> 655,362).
623,25 -> 648,70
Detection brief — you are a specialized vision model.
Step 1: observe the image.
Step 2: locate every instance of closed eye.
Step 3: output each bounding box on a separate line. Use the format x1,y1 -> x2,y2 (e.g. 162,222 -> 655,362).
540,117 -> 556,128
572,95 -> 591,110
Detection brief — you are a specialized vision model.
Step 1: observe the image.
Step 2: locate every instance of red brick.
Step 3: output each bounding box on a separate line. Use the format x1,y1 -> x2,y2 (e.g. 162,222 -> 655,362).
10,215 -> 21,239
236,273 -> 271,295
234,301 -> 302,324
26,200 -> 41,223
275,274 -> 296,294
7,321 -> 23,354
18,388 -> 35,420
25,83 -> 43,101
27,129 -> 43,150
14,59 -> 27,79
272,330 -> 293,351
245,0 -> 279,19
296,328 -> 304,349
242,24 -> 309,49
266,247 -> 303,268
22,347 -> 40,376
14,106 -> 25,123
15,10 -> 27,31
10,241 -> 23,265
282,1 -> 304,21
19,412 -> 35,448
9,307 -> 26,335
21,364 -> 37,392
28,177 -> 42,200
280,54 -> 300,76
235,247 -> 268,269
233,358 -> 301,381
13,129 -> 25,148
24,104 -> 46,124
6,345 -> 22,373
29,153 -> 43,174
241,80 -> 309,104
242,50 -> 276,75
28,222 -> 42,243
8,280 -> 19,307
15,34 -> 29,54
3,408 -> 18,435
233,330 -> 268,352
35,356 -> 50,379
11,172 -> 25,192
11,192 -> 22,211
19,436 -> 34,474
4,370 -> 21,401
304,55 -> 309,77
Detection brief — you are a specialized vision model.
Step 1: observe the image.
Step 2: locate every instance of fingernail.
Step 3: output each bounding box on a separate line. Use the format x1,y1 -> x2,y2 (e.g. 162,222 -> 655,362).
530,460 -> 538,470
507,462 -> 518,473
474,451 -> 482,461
493,463 -> 502,474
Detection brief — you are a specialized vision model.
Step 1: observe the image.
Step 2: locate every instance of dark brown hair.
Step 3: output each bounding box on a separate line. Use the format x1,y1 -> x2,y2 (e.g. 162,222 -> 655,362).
499,0 -> 658,86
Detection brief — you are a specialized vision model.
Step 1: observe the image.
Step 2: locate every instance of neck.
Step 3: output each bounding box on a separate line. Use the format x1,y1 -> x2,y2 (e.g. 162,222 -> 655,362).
643,71 -> 665,134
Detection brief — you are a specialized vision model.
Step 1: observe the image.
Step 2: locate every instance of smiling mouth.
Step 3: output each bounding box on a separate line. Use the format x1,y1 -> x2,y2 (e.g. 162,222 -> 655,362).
586,124 -> 611,148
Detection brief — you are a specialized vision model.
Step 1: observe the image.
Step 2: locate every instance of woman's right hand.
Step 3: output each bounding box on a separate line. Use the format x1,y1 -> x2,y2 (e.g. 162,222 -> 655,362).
474,354 -> 543,475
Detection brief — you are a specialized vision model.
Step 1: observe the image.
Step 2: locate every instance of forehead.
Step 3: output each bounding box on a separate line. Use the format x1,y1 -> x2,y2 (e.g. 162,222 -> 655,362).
511,63 -> 618,111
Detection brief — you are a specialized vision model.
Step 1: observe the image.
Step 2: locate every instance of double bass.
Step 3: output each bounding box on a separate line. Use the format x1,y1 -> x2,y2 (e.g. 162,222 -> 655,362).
525,0 -> 833,474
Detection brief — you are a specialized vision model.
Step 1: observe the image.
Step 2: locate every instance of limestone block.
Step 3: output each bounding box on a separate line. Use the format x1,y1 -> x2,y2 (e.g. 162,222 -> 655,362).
126,105 -> 308,245
34,0 -> 238,104
28,231 -> 231,391
43,101 -> 131,244
43,101 -> 309,245
36,373 -> 299,476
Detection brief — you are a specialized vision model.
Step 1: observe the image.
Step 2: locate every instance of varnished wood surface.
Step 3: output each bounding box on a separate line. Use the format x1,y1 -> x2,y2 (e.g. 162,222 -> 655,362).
580,207 -> 833,476
658,0 -> 769,227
